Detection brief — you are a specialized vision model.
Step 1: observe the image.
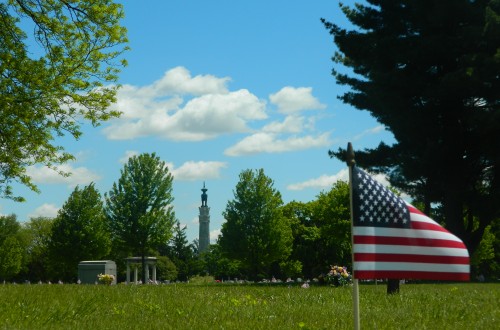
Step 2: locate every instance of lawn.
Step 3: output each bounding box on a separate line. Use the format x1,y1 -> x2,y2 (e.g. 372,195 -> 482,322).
0,282 -> 497,329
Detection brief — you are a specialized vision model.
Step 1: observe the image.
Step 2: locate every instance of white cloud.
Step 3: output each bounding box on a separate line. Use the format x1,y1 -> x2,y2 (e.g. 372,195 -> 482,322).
103,67 -> 267,141
116,156 -> 227,181
353,125 -> 385,141
210,229 -> 221,241
149,66 -> 230,96
164,89 -> 266,141
287,168 -> 391,191
28,203 -> 60,219
287,169 -> 349,190
171,161 -> 228,181
119,150 -> 140,164
111,84 -> 183,121
26,164 -> 101,187
262,116 -> 304,134
224,132 -> 331,156
269,86 -> 326,114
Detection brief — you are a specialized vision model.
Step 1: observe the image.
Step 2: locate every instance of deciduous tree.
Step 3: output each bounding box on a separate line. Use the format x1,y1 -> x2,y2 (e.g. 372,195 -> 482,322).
0,214 -> 20,244
19,217 -> 54,281
0,236 -> 23,281
105,153 -> 176,283
310,181 -> 351,271
282,201 -> 320,279
0,0 -> 128,201
219,169 -> 292,280
49,183 -> 110,282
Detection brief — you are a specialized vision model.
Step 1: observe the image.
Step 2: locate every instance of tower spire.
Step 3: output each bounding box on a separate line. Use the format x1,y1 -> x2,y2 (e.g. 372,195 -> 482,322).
201,182 -> 208,207
199,182 -> 210,253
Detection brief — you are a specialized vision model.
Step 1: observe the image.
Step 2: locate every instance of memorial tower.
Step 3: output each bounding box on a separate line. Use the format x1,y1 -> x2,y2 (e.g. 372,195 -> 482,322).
198,182 -> 210,253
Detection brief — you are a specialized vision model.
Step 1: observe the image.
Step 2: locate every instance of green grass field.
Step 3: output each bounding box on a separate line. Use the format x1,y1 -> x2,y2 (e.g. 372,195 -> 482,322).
0,283 -> 497,329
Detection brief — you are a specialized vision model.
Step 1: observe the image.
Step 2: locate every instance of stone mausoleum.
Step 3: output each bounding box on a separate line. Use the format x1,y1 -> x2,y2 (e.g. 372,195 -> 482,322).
78,260 -> 117,284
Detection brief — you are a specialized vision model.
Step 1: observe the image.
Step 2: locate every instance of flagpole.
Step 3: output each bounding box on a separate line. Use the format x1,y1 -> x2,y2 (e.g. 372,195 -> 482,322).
347,142 -> 360,330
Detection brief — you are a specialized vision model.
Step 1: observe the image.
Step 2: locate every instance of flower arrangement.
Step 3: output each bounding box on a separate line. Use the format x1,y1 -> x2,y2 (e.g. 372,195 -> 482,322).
325,265 -> 352,287
97,273 -> 115,285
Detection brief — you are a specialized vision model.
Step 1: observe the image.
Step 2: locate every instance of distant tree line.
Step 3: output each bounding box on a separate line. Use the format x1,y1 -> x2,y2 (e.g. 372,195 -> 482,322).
1,159 -> 498,283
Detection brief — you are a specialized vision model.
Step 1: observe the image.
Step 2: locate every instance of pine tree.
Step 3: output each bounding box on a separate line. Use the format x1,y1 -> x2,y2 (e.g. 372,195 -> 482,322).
323,0 -> 500,255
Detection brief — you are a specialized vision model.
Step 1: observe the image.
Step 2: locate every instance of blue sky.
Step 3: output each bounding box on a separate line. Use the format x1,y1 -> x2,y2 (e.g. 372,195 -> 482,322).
1,0 -> 394,242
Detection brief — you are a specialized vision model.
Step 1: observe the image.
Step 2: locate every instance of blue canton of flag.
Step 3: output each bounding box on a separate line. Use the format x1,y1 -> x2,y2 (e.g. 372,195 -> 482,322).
352,167 -> 410,228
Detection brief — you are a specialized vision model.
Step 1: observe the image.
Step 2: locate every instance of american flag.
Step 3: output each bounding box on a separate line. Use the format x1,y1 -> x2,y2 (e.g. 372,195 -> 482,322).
351,166 -> 470,281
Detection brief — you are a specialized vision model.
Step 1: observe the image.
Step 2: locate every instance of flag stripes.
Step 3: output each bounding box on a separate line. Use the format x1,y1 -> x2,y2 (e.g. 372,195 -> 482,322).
354,253 -> 469,264
353,234 -> 468,249
351,166 -> 470,281
354,271 -> 470,281
354,244 -> 469,258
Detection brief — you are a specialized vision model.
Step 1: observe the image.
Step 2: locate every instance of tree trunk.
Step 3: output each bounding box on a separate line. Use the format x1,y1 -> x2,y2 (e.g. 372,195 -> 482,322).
387,279 -> 400,294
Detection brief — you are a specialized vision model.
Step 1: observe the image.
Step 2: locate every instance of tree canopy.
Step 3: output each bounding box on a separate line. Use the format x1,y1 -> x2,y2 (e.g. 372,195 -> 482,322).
0,0 -> 128,201
219,169 -> 292,280
49,183 -> 110,281
310,181 -> 351,271
105,153 -> 176,283
19,217 -> 54,282
164,221 -> 197,281
0,236 -> 23,281
323,0 -> 500,255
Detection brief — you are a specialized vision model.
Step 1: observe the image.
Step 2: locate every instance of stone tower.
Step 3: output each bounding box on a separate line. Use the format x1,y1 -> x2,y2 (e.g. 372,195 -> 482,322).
198,182 -> 210,253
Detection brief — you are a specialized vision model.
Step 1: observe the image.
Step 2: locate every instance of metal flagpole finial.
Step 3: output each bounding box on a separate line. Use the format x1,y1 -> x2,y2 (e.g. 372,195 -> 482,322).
347,142 -> 356,167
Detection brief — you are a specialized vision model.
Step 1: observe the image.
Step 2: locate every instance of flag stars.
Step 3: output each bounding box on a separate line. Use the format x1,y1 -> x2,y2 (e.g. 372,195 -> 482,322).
353,168 -> 410,228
